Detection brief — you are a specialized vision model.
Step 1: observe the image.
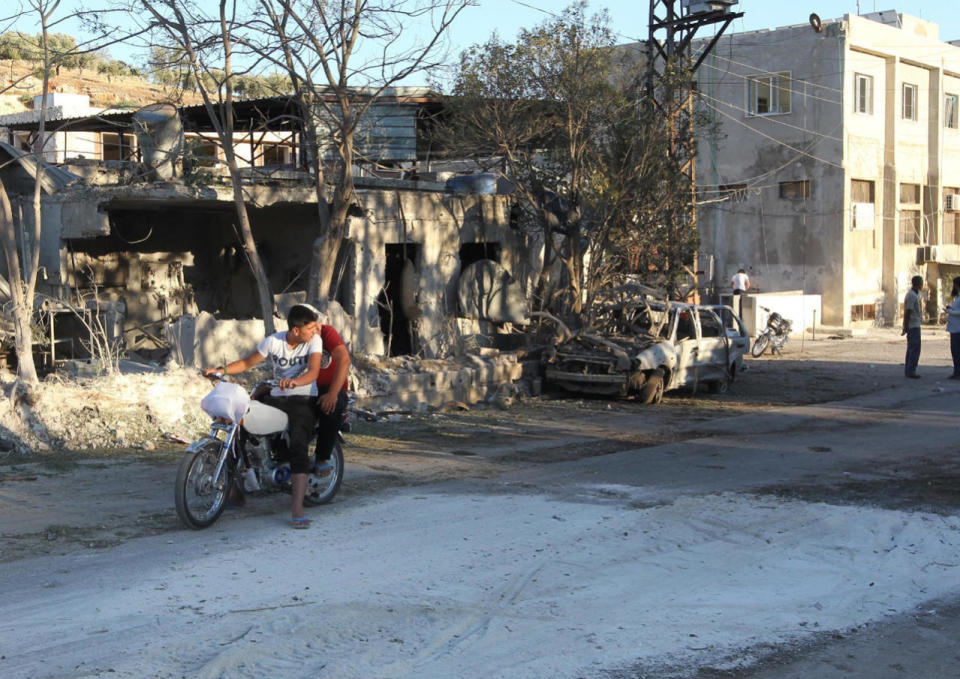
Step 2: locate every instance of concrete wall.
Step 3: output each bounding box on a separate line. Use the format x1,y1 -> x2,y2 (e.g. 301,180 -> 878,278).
738,291 -> 823,340
696,21 -> 845,323
345,190 -> 531,358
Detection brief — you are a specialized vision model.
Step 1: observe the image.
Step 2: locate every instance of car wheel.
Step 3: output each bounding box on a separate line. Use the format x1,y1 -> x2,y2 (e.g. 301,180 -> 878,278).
639,369 -> 664,405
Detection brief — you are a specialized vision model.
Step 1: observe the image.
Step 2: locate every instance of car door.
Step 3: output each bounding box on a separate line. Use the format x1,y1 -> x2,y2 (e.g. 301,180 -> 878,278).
671,307 -> 700,388
695,308 -> 728,383
718,306 -> 750,359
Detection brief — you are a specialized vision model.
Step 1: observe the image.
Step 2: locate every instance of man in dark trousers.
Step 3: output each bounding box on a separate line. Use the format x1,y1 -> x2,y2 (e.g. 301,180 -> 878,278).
902,275 -> 924,378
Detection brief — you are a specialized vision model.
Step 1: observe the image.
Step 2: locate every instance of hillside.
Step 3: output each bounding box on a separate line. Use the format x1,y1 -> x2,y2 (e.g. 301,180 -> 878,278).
0,59 -> 202,114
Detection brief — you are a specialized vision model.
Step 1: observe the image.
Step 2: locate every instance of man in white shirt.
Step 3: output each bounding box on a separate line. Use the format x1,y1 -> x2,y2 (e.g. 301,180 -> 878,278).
730,268 -> 750,295
203,304 -> 323,528
730,268 -> 750,315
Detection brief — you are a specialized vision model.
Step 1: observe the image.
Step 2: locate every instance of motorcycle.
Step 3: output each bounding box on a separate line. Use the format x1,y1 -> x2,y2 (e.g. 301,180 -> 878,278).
175,375 -> 348,530
750,306 -> 793,357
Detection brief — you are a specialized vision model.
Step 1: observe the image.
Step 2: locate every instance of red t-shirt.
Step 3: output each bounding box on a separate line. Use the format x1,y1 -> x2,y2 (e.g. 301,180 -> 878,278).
316,324 -> 349,393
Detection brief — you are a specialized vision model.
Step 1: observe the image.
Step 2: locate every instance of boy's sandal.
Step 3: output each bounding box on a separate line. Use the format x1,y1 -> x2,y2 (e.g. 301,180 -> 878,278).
292,516 -> 311,529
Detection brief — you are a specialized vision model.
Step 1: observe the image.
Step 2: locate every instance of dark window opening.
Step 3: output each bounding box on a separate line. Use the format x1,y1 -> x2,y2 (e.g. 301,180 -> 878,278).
779,180 -> 811,200
851,304 -> 876,321
459,242 -> 502,270
378,243 -> 421,356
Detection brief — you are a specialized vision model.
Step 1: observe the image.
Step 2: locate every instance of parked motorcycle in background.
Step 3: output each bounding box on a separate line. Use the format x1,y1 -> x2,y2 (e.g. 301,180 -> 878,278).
751,306 -> 793,357
174,375 -> 347,529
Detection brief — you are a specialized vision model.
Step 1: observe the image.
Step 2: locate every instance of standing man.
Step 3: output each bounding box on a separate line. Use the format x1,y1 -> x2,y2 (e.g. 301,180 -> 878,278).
945,276 -> 960,379
902,275 -> 924,379
730,267 -> 751,315
203,304 -> 323,528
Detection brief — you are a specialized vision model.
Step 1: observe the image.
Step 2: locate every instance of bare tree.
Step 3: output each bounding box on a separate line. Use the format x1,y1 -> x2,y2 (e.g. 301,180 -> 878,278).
249,0 -> 470,304
134,0 -> 278,333
0,0 -> 151,384
435,2 -> 689,321
0,0 -> 65,384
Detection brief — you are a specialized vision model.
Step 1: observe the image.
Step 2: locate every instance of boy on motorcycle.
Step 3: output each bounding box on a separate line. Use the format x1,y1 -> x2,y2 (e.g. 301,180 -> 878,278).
202,304 -> 323,528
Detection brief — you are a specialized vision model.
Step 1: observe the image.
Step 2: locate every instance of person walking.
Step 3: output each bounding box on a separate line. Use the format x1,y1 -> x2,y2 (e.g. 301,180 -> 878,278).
902,275 -> 924,378
945,276 -> 960,379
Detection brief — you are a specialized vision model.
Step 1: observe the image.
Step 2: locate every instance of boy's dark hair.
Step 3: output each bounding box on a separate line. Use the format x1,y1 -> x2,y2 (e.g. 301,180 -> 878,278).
911,275 -> 924,288
287,304 -> 319,328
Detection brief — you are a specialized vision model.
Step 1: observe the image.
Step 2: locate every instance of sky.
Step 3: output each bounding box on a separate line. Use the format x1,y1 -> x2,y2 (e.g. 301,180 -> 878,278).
13,1 -> 960,86
449,1 -> 960,50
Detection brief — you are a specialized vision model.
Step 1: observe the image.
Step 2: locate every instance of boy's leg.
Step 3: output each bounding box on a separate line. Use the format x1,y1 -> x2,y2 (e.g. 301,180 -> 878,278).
314,391 -> 348,463
262,396 -> 319,524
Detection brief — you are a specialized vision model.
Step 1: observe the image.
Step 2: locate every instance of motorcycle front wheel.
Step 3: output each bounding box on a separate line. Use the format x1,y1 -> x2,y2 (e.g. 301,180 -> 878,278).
175,438 -> 230,529
304,437 -> 344,506
751,331 -> 771,357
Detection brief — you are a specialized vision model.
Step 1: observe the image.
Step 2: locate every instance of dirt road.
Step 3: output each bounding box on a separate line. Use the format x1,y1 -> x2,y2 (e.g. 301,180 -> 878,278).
1,327 -> 959,677
0,327 -> 954,561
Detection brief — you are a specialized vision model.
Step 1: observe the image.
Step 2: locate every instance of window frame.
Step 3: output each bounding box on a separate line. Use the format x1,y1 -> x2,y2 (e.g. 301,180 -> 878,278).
854,73 -> 874,115
747,72 -> 792,116
902,83 -> 918,121
779,180 -> 810,200
946,93 -> 959,129
899,182 -> 924,245
944,187 -> 960,245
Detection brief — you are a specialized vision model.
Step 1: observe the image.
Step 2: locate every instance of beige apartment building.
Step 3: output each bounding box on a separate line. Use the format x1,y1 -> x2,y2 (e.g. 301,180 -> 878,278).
695,10 -> 960,326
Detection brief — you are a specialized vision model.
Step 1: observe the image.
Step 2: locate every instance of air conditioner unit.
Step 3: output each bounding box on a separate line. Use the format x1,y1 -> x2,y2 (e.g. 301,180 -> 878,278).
929,245 -> 942,262
916,245 -> 931,265
946,194 -> 960,212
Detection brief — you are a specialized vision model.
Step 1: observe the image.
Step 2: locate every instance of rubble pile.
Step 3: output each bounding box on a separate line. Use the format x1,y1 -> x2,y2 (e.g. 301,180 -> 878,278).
0,368 -> 209,453
0,348 -> 535,453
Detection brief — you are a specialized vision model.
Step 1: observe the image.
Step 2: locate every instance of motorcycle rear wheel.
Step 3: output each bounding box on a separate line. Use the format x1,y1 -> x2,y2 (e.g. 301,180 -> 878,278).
751,332 -> 771,357
304,437 -> 344,506
175,439 -> 230,529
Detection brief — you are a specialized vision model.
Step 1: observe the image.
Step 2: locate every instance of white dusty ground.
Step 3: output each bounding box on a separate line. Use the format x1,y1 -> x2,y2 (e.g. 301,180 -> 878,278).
1,487 -> 958,678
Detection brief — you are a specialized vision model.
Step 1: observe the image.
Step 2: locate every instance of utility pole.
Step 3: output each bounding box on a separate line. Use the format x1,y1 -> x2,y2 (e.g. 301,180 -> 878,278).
644,0 -> 741,300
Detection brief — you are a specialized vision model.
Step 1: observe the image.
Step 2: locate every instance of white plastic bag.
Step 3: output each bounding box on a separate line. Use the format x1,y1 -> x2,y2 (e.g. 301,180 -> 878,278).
200,381 -> 250,423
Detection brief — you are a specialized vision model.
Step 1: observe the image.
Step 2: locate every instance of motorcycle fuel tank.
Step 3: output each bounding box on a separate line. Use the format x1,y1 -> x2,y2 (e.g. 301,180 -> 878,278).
242,400 -> 289,435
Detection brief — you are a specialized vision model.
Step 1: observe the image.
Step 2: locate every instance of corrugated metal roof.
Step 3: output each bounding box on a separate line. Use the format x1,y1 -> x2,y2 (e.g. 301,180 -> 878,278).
0,141 -> 83,193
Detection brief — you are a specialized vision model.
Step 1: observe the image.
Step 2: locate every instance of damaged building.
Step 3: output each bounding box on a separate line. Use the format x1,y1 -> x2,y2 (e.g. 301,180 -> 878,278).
0,91 -> 539,373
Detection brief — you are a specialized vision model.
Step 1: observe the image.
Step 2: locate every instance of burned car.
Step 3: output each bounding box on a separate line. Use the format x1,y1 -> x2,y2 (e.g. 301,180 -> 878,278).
543,299 -> 750,403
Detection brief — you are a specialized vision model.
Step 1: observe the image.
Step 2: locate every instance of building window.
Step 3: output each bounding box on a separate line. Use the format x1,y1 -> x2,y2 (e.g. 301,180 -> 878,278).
779,180 -> 810,199
719,183 -> 748,202
854,73 -> 873,114
261,143 -> 290,166
902,83 -> 918,121
850,304 -> 876,322
899,182 -> 924,245
748,72 -> 791,115
851,179 -> 876,230
945,187 -> 960,245
101,132 -> 136,161
947,93 -> 959,129
852,179 -> 875,204
190,139 -> 221,166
